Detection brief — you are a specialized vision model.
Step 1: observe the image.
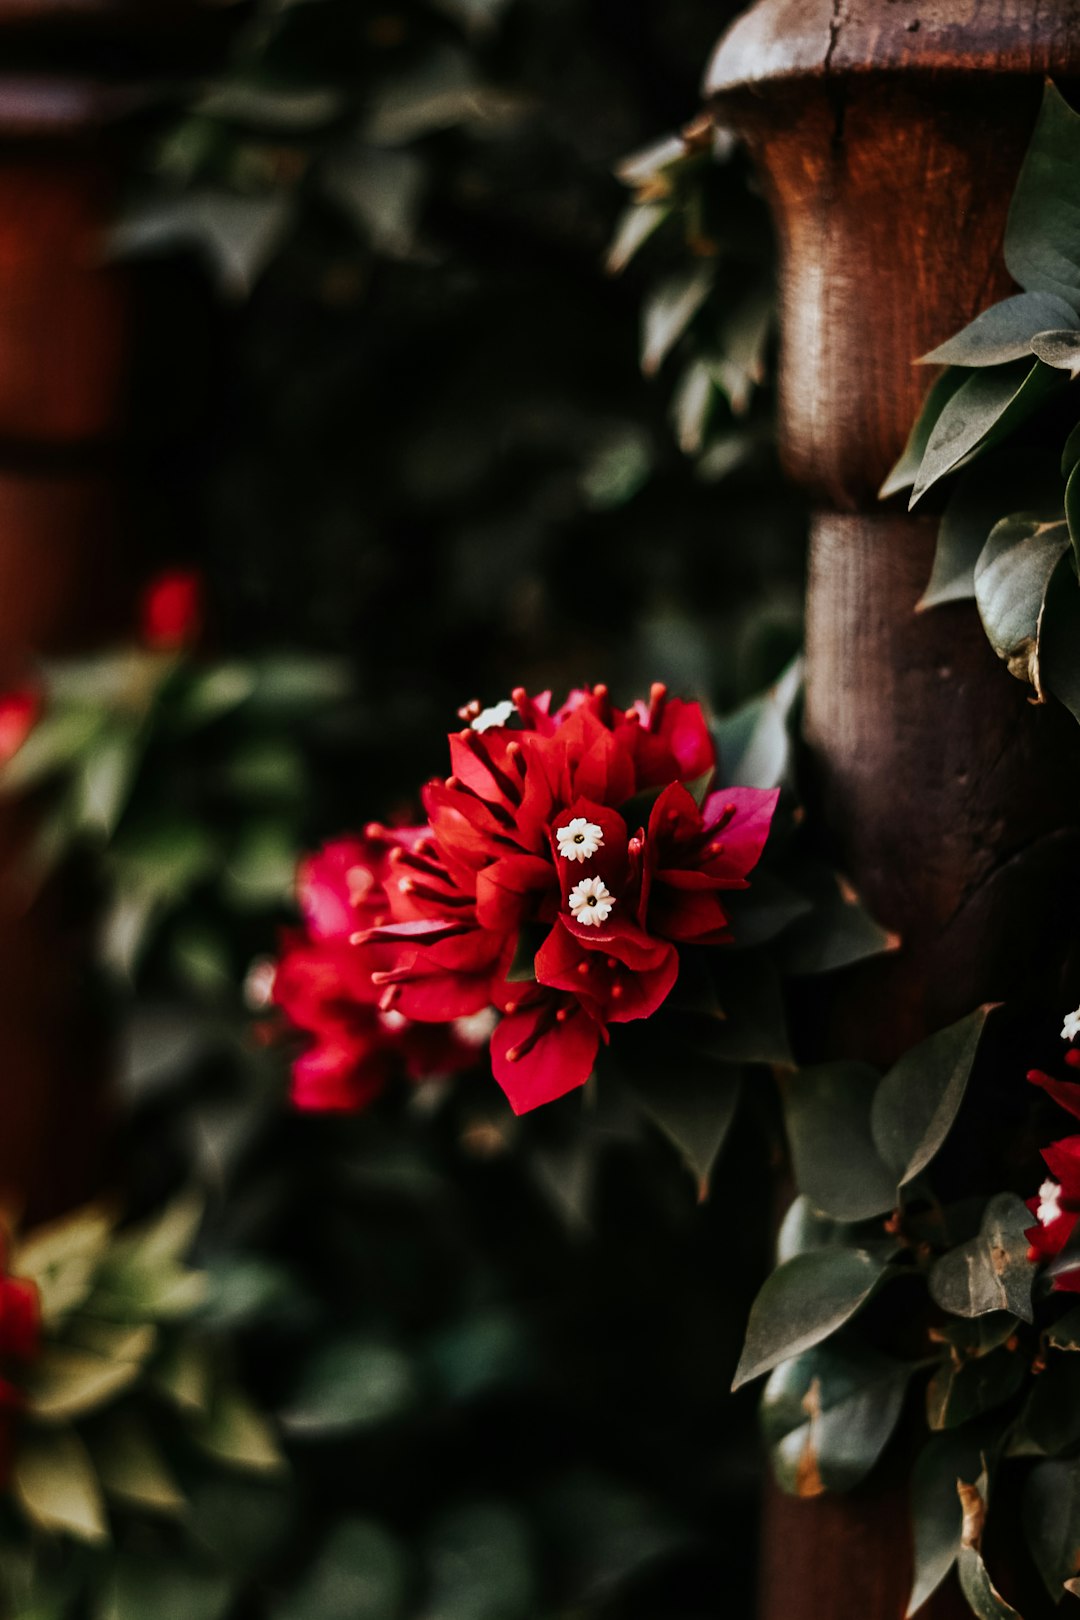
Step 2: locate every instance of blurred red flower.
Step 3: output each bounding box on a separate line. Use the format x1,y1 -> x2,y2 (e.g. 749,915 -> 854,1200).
0,685 -> 39,764
141,568 -> 203,651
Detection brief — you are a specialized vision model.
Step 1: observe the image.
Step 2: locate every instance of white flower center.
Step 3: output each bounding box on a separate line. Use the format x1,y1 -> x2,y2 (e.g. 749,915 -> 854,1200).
1063,1006 -> 1080,1042
569,875 -> 614,926
472,699 -> 515,733
1038,1178 -> 1064,1226
556,817 -> 604,863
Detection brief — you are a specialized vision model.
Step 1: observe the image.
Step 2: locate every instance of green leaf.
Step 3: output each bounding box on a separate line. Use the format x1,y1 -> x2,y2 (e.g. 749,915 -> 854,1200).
775,1196 -> 879,1264
24,1345 -> 141,1423
1066,459 -> 1080,569
280,1337 -> 419,1437
784,1062 -> 897,1221
620,1042 -> 742,1187
1030,327 -> 1080,376
732,1247 -> 892,1389
871,1006 -> 990,1189
1024,1458 -> 1080,1599
1049,1304 -> 1080,1350
715,657 -> 801,791
910,359 -> 1064,507
929,1192 -> 1035,1323
13,1426 -> 108,1544
95,1544 -> 232,1620
682,952 -> 792,1066
721,871 -> 813,948
1005,81 -> 1080,310
246,656 -> 349,714
1015,1353 -> 1080,1456
13,1205 -> 113,1326
926,1344 -> 1026,1431
1063,421 -> 1080,478
427,1309 -> 532,1403
1039,551 -> 1080,722
957,1546 -> 1023,1620
920,291 -> 1079,366
881,367 -> 968,499
974,514 -> 1070,694
195,1383 -> 285,1474
918,452 -> 1064,611
641,264 -> 714,376
777,865 -> 897,978
172,662 -> 256,727
425,1502 -> 535,1620
186,1474 -> 292,1577
0,709 -> 103,792
761,1344 -> 911,1497
74,725 -> 142,837
91,1412 -> 185,1515
277,1519 -> 408,1620
606,201 -> 670,275
909,1430 -> 995,1617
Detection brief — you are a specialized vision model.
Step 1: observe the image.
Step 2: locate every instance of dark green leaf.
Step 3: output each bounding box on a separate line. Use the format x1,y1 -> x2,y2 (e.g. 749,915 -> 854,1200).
974,514 -> 1070,694
280,1338 -> 419,1436
909,1430 -> 996,1617
641,264 -> 714,376
920,292 -> 1079,366
1049,1304 -> 1080,1350
1024,1458 -> 1080,1600
733,1247 -> 891,1389
926,1345 -> 1025,1431
761,1344 -> 911,1496
714,657 -> 801,790
277,1520 -> 407,1620
606,201 -> 670,275
1005,81 -> 1080,310
871,1007 -> 990,1189
881,367 -> 968,499
918,452 -> 1063,611
957,1546 -> 1022,1620
683,952 -> 792,1066
95,1544 -> 232,1620
775,1196 -> 881,1264
1066,459 -> 1080,569
1031,328 -> 1080,376
425,1502 -> 535,1620
1063,421 -> 1080,478
1016,1354 -> 1080,1456
928,1192 -> 1035,1323
623,1054 -> 742,1186
910,360 -> 1064,507
784,1062 -> 897,1221
1039,552 -> 1080,722
722,871 -> 813,948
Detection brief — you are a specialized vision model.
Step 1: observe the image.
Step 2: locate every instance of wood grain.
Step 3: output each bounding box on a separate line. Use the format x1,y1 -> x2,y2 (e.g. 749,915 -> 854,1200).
708,3 -> 1080,1616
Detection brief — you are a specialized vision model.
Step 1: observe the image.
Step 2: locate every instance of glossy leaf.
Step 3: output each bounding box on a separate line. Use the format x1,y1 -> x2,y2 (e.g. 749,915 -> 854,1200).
920,291 -> 1079,366
908,1430 -> 994,1617
761,1344 -> 911,1497
733,1247 -> 891,1389
926,1345 -> 1025,1431
929,1193 -> 1035,1323
783,1062 -> 897,1221
910,359 -> 1064,508
1024,1459 -> 1080,1600
974,514 -> 1070,694
775,1196 -> 880,1265
871,1007 -> 990,1189
918,452 -> 1063,611
1005,81 -> 1080,310
1030,327 -> 1080,376
880,367 -> 968,499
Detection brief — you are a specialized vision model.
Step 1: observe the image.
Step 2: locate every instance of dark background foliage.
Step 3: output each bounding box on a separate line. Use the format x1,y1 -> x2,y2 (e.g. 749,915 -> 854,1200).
17,2 -> 814,1614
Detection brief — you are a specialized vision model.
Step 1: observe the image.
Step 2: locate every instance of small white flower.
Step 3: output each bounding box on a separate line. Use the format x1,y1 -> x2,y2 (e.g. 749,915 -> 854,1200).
472,699 -> 515,733
556,816 -> 604,863
1038,1178 -> 1064,1226
1063,1007 -> 1080,1042
569,875 -> 614,926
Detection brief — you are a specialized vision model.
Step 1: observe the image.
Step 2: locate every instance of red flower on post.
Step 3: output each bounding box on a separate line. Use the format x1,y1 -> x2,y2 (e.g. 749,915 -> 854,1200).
272,684 -> 778,1115
141,569 -> 204,652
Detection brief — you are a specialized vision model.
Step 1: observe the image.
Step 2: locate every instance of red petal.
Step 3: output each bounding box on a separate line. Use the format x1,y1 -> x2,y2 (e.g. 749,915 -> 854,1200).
1029,1068 -> 1080,1123
491,999 -> 601,1113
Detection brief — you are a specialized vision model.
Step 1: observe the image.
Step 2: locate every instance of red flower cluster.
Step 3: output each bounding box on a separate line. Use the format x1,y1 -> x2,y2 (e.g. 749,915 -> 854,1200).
0,1245 -> 40,1485
272,834 -> 489,1110
274,684 -> 777,1114
1025,1051 -> 1080,1289
141,568 -> 203,652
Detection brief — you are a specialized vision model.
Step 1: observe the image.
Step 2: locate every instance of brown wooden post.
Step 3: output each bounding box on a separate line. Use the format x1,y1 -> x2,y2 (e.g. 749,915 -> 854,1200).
0,3 -> 229,1222
707,5 -> 1080,1618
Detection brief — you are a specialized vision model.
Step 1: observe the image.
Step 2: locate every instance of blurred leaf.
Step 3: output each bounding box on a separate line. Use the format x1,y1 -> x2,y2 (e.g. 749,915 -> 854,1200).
278,1519 -> 407,1620
91,1413 -> 185,1515
14,1206 -> 114,1327
194,81 -> 345,131
13,1427 -> 108,1544
173,663 -> 256,728
641,264 -> 714,376
623,1057 -> 741,1188
322,145 -> 425,258
187,1474 -> 292,1575
246,657 -> 350,714
427,1309 -> 532,1403
715,659 -> 801,791
196,1383 -> 285,1474
25,1346 -> 141,1423
762,1344 -> 911,1496
280,1337 -> 419,1436
365,48 -> 524,144
579,427 -> 653,511
224,819 -> 298,910
606,202 -> 669,275
1023,1458 -> 1080,1600
95,1544 -> 232,1620
0,709 -> 103,793
152,1335 -> 213,1414
113,191 -> 293,298
425,1502 -> 535,1620
74,726 -> 142,838
1014,1352 -> 1080,1455
929,1193 -> 1034,1323
733,1247 -> 892,1389
784,1062 -> 897,1222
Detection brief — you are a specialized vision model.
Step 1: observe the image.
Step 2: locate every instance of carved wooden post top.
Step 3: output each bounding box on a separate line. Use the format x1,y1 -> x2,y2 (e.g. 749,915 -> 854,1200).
704,1 -> 1080,508
706,0 -> 1080,93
